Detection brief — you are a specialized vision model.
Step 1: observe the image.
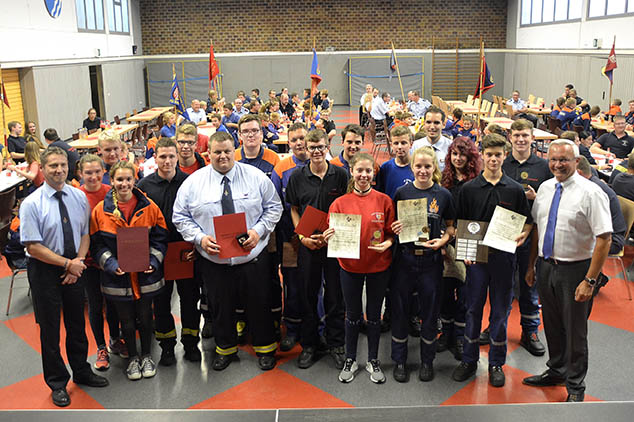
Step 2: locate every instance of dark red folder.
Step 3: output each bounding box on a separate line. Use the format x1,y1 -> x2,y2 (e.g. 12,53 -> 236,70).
213,212 -> 250,259
164,241 -> 194,280
116,226 -> 150,272
294,205 -> 328,237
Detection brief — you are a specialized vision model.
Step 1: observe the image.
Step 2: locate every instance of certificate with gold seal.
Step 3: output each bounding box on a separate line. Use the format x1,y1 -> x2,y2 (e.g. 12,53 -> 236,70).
397,198 -> 429,244
327,213 -> 362,259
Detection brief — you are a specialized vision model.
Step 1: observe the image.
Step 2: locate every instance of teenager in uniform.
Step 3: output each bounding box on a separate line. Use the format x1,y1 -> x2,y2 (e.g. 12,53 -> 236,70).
452,134 -> 532,387
285,129 -> 349,370
324,153 -> 395,384
390,147 -> 456,383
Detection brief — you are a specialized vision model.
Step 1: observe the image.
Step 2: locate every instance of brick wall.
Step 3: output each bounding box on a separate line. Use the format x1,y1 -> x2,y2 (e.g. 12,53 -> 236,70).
140,0 -> 507,54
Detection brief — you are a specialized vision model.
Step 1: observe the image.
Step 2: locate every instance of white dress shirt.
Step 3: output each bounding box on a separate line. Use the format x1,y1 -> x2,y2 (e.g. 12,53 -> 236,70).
173,162 -> 282,265
186,108 -> 207,124
532,172 -> 612,261
408,98 -> 431,119
411,135 -> 452,171
370,97 -> 389,120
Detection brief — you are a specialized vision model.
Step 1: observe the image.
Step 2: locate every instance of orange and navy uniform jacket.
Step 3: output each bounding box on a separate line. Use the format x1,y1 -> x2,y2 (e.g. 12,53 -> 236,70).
550,104 -> 562,118
444,118 -> 463,137
455,127 -> 477,143
90,187 -> 168,301
557,106 -> 577,130
235,146 -> 280,178
607,105 -> 622,116
573,111 -> 593,132
271,155 -> 309,242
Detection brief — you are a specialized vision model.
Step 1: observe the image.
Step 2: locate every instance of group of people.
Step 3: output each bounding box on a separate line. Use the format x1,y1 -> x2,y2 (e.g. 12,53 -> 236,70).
6,79 -> 626,407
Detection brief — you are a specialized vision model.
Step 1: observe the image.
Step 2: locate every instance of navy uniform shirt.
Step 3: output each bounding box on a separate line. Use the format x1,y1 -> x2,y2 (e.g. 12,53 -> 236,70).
456,173 -> 532,224
393,182 -> 455,243
502,153 -> 552,208
286,162 -> 349,215
597,131 -> 634,159
590,175 -> 626,237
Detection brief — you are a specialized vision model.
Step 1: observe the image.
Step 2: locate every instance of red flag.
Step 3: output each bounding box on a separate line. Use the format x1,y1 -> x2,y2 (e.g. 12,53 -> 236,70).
602,40 -> 617,84
1,80 -> 9,109
209,41 -> 220,89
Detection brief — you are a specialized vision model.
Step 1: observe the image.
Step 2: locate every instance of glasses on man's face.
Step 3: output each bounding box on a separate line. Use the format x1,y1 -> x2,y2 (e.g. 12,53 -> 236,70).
307,145 -> 327,153
177,140 -> 196,147
240,128 -> 261,136
548,158 -> 573,164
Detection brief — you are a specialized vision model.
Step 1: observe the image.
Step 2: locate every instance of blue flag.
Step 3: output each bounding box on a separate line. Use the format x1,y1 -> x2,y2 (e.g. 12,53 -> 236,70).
310,49 -> 322,96
169,72 -> 190,121
474,56 -> 495,98
389,48 -> 397,81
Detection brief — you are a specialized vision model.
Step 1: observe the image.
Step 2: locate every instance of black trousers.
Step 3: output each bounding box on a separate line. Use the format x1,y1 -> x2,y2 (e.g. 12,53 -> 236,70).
27,258 -> 91,391
153,278 -> 201,350
82,266 -> 120,348
200,251 -> 276,356
297,245 -> 345,349
537,257 -> 593,395
114,296 -> 154,358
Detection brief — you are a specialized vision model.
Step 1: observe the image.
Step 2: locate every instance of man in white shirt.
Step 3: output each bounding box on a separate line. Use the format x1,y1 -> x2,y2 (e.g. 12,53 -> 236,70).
370,92 -> 391,122
507,90 -> 538,126
233,98 -> 249,118
411,106 -> 452,171
523,139 -> 612,402
186,100 -> 207,125
407,90 -> 431,119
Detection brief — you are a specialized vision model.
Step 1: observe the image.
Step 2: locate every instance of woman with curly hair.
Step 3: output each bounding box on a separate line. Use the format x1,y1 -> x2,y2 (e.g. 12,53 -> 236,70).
437,136 -> 481,360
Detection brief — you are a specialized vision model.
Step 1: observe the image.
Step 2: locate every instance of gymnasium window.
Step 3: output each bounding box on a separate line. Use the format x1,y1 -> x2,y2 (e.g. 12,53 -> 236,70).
76,0 -> 105,32
588,0 -> 634,18
106,0 -> 130,34
521,0 -> 583,26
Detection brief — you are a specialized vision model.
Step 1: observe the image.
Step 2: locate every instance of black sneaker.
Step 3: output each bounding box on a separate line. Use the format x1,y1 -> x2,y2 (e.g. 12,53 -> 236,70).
520,331 -> 546,356
452,361 -> 477,382
393,363 -> 409,383
280,336 -> 297,352
298,347 -> 316,369
418,362 -> 434,382
489,366 -> 505,387
159,348 -> 176,367
479,327 -> 490,345
330,346 -> 346,369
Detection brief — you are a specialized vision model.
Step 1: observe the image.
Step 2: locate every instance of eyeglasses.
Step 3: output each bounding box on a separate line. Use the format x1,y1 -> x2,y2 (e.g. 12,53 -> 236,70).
240,129 -> 261,136
177,140 -> 196,146
307,145 -> 327,152
548,158 -> 573,163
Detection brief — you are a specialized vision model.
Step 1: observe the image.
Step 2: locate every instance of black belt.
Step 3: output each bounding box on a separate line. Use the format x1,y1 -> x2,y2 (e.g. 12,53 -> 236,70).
542,257 -> 591,266
401,247 -> 436,256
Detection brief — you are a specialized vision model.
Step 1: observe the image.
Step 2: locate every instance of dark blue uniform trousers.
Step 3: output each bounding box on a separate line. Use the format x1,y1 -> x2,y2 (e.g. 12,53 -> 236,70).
513,233 -> 541,333
463,251 -> 515,366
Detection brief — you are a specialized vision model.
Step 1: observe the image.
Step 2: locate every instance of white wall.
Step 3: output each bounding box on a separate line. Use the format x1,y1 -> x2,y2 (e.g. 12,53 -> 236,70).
510,0 -> 634,49
0,0 -> 142,63
101,60 -> 146,119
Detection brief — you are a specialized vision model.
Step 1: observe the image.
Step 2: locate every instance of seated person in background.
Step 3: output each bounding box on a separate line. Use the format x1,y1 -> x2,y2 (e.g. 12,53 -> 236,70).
270,112 -> 284,132
209,113 -> 229,135
302,88 -> 311,101
407,90 -> 431,119
569,88 -> 589,112
9,141 -> 44,191
83,108 -> 102,132
611,152 -> 634,201
392,111 -> 411,127
301,102 -> 319,128
560,131 -> 601,177
237,90 -> 249,104
317,109 -> 336,141
207,89 -> 225,112
279,94 -> 295,121
7,120 -> 27,163
576,131 -> 597,165
290,92 -> 301,107
606,99 -> 622,120
247,100 -> 261,115
556,97 -> 578,131
268,99 -> 281,115
590,115 -> 634,159
369,92 -> 391,127
186,100 -> 208,125
260,113 -> 280,151
624,99 -> 634,129
221,104 -> 240,146
484,123 -> 506,137
251,88 -> 261,103
233,98 -> 249,118
454,116 -> 477,143
206,99 -> 218,114
318,89 -> 330,111
573,105 -> 601,132
444,108 -> 463,137
43,128 -> 80,182
268,89 -> 277,101
506,90 -> 538,126
160,112 -> 177,138
550,97 -> 565,118
199,101 -> 208,115
24,121 -> 46,150
577,156 -> 626,256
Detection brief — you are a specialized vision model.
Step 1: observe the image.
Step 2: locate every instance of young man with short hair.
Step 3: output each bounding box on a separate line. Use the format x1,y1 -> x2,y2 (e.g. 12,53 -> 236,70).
377,125 -> 414,199
453,134 -> 532,387
7,120 -> 27,162
411,106 -> 452,171
331,124 -> 379,176
222,104 -> 240,147
235,114 -> 280,178
176,123 -> 206,175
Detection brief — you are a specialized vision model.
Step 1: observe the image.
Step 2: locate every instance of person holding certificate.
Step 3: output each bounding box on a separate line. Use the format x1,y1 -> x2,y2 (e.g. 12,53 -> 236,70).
90,161 -> 168,381
438,137 -> 481,361
324,153 -> 395,384
452,134 -> 532,388
390,147 -> 456,383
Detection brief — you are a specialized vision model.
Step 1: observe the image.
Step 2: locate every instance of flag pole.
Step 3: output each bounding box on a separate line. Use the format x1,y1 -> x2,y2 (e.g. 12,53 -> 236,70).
209,38 -> 213,90
608,35 -> 615,113
476,38 -> 485,137
309,37 -> 316,126
0,64 -> 7,148
171,63 -> 177,114
391,41 -> 406,102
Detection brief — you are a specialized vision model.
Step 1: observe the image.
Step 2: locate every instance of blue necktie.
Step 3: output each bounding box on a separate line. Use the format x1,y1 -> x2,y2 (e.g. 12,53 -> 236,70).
221,176 -> 235,215
54,190 -> 77,259
542,182 -> 562,260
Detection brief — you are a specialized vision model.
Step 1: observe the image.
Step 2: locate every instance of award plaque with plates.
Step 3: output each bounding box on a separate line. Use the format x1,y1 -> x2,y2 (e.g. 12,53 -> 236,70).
455,220 -> 489,263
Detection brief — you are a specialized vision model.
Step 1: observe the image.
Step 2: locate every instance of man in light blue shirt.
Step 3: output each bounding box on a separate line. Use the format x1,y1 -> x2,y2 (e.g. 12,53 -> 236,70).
407,90 -> 431,119
173,131 -> 282,372
233,98 -> 249,118
20,147 -> 108,407
186,99 -> 207,125
507,90 -> 539,126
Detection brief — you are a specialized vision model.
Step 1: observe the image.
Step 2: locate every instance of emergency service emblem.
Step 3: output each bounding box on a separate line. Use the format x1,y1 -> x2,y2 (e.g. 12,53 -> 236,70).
44,0 -> 62,18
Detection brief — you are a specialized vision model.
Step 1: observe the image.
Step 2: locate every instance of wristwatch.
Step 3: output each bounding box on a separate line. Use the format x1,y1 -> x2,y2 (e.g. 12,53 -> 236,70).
584,276 -> 597,287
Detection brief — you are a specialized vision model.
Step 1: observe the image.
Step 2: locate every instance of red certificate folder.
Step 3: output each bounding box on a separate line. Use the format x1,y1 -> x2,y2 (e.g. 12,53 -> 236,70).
164,241 -> 194,280
213,212 -> 250,259
294,205 -> 328,237
116,226 -> 150,272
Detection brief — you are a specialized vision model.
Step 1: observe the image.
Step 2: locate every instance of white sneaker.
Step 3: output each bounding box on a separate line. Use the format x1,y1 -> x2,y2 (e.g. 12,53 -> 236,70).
338,358 -> 358,383
366,359 -> 386,384
126,357 -> 142,381
141,355 -> 157,378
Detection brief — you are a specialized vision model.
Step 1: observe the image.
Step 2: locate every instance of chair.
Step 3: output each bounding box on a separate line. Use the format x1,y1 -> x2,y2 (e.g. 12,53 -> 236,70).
572,124 -> 585,135
114,115 -> 121,125
125,112 -> 131,120
72,132 -> 79,141
0,188 -> 16,226
369,117 -> 390,160
466,95 -> 474,105
481,100 -> 491,113
142,107 -> 149,111
536,97 -> 544,106
489,103 -> 498,118
0,223 -> 29,316
505,104 -> 515,118
132,109 -> 138,115
610,196 -> 634,300
528,94 -> 536,104
547,116 -> 562,135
